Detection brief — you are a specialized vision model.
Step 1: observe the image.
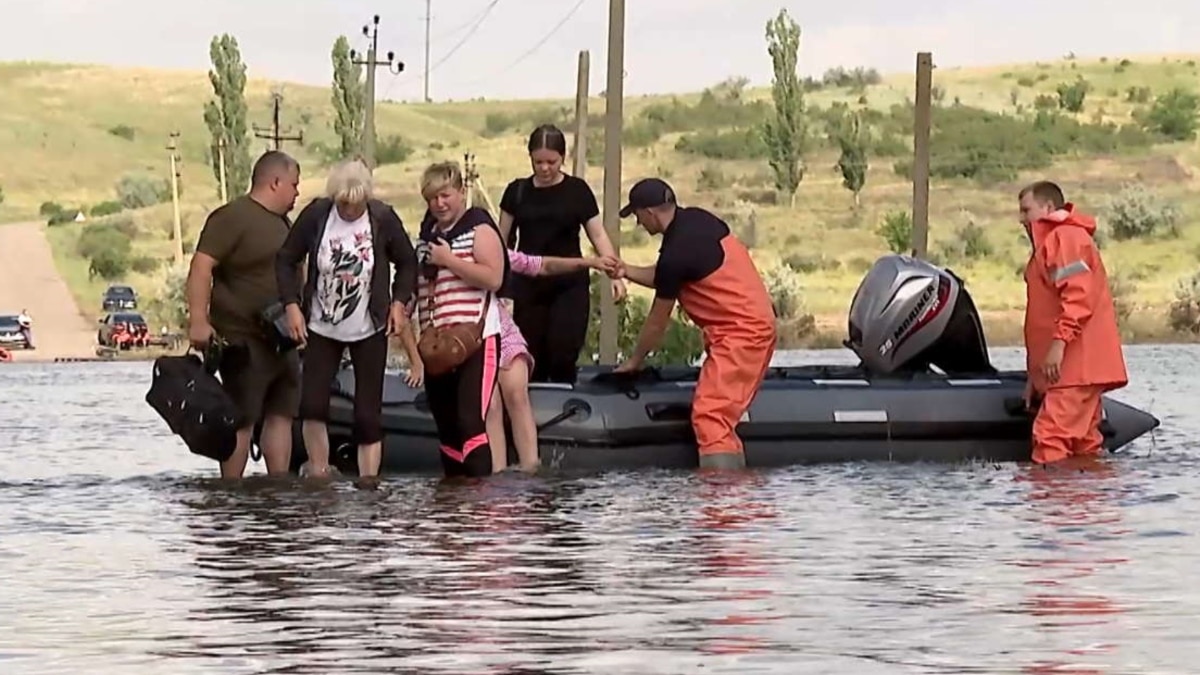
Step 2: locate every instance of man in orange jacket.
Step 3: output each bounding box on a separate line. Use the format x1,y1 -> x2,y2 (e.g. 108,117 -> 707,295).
612,178 -> 777,470
1018,181 -> 1128,465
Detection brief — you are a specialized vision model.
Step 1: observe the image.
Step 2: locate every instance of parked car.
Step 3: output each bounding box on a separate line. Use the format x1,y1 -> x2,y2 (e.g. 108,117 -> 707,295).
97,311 -> 150,349
0,314 -> 32,350
102,285 -> 138,311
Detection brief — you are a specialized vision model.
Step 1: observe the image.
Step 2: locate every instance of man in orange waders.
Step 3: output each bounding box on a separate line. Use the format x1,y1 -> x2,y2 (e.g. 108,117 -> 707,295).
1019,181 -> 1128,465
613,178 -> 777,470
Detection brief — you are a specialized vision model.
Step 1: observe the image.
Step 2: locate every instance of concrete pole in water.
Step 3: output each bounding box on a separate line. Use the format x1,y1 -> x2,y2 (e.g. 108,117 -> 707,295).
599,0 -> 625,364
351,15 -> 404,170
911,51 -> 933,259
167,131 -> 183,265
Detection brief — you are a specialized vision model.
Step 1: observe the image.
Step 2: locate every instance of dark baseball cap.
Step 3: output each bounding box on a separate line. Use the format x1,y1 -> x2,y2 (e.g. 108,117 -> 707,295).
618,178 -> 676,218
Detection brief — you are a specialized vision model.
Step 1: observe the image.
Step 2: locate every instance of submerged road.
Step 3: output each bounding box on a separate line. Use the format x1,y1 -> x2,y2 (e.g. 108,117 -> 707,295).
0,221 -> 96,361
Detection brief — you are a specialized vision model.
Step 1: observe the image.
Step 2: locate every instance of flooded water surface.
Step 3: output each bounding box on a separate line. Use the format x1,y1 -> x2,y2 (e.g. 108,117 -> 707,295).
0,345 -> 1197,673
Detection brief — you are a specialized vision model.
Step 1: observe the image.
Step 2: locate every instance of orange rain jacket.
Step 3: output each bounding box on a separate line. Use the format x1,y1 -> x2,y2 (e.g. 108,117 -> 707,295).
1023,204 -> 1128,394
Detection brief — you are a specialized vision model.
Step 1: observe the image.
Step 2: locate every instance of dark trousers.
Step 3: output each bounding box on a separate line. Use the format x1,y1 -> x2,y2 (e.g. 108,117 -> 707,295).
512,276 -> 589,384
298,329 -> 388,444
424,334 -> 500,477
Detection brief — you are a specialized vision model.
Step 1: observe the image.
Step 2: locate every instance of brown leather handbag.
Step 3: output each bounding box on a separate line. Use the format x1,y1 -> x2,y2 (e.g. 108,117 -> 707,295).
417,291 -> 491,377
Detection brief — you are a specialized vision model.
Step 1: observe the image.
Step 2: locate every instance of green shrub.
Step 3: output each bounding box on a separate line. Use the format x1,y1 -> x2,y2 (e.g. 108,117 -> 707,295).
107,124 -> 136,141
147,264 -> 189,330
130,256 -> 161,274
1105,184 -> 1181,241
1168,271 -> 1200,335
1056,78 -> 1090,112
88,248 -> 130,281
376,135 -> 414,166
581,275 -> 704,365
1135,87 -> 1200,141
115,172 -> 170,209
89,201 -> 123,217
675,128 -> 769,160
876,210 -> 912,254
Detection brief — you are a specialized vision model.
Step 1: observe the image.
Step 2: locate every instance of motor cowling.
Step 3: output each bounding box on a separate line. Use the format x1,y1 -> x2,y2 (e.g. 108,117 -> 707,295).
845,254 -> 995,376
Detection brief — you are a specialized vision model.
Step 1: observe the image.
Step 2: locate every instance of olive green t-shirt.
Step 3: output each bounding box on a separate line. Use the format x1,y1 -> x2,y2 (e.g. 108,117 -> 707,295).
195,195 -> 291,339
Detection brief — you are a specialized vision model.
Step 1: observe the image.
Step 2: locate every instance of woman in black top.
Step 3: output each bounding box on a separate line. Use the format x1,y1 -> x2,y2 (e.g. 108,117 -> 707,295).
498,124 -> 626,383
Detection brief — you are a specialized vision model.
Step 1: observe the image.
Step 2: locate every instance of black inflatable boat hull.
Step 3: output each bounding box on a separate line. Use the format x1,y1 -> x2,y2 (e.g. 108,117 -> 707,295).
287,365 -> 1160,475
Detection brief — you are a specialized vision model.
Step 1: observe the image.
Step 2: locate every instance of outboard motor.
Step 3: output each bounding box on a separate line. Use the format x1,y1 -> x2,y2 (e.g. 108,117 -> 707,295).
845,254 -> 995,377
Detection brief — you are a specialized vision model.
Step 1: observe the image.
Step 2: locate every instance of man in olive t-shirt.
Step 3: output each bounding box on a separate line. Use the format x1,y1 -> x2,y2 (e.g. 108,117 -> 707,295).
187,150 -> 302,479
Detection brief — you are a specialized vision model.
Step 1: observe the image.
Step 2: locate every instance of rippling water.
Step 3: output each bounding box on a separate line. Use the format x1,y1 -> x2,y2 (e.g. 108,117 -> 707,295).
1,345 -> 1196,674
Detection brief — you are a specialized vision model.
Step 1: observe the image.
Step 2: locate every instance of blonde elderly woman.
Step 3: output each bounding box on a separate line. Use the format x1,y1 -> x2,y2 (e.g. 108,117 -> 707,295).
276,158 -> 419,479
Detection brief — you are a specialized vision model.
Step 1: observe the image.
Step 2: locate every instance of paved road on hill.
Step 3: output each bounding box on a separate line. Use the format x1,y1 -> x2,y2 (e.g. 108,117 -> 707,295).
0,221 -> 96,362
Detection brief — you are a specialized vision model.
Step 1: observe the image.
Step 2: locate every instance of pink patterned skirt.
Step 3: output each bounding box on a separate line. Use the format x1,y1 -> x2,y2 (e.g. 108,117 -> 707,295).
498,300 -> 534,371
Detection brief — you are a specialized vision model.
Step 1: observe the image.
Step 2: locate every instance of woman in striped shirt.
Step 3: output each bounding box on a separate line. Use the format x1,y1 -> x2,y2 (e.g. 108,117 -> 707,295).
415,162 -> 508,478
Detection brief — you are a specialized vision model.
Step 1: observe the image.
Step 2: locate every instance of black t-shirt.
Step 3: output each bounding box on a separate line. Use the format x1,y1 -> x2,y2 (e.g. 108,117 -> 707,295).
500,174 -> 600,259
654,207 -> 728,301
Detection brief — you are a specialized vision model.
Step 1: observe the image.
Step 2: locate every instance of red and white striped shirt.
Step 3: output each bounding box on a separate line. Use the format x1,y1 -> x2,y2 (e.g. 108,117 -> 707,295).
416,223 -> 500,337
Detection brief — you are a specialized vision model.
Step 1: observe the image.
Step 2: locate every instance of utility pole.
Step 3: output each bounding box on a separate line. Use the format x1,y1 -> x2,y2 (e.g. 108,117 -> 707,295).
911,51 -> 933,259
252,91 -> 304,151
599,0 -> 625,365
572,50 -> 590,179
167,132 -> 183,265
350,15 -> 404,169
216,136 -> 228,203
463,152 -> 477,208
424,0 -> 432,102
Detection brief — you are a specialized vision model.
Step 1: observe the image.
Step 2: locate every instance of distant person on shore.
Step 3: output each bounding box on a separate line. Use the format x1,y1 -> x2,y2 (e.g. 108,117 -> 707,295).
186,150 -> 302,480
497,124 -> 626,385
1018,181 -> 1128,465
275,158 -> 420,481
17,309 -> 32,348
610,178 -> 777,470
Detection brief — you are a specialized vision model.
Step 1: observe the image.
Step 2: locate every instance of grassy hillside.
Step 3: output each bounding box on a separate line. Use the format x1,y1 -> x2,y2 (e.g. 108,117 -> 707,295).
4,52 -> 1200,348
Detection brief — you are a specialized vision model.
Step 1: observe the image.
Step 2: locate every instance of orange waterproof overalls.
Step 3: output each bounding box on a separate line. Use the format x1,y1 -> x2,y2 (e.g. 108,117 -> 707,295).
665,211 -> 777,458
1024,204 -> 1128,464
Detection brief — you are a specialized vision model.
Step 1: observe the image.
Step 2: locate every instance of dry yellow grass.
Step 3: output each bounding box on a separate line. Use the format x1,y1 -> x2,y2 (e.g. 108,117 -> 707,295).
4,52 -> 1200,345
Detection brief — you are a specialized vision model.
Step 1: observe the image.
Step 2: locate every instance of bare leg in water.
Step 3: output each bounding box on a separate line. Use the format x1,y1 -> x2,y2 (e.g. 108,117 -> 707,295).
500,357 -> 539,472
487,382 -> 507,472
224,414 -> 292,479
486,357 -> 539,473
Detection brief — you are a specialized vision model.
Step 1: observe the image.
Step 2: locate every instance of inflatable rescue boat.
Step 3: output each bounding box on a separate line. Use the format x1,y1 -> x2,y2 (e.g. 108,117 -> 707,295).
287,255 -> 1160,475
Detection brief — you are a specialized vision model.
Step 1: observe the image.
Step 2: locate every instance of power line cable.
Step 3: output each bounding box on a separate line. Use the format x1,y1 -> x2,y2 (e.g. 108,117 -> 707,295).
450,0 -> 589,90
381,0 -> 500,100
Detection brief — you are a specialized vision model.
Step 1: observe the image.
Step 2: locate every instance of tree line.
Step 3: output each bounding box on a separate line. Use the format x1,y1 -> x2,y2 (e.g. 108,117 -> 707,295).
201,33 -> 377,202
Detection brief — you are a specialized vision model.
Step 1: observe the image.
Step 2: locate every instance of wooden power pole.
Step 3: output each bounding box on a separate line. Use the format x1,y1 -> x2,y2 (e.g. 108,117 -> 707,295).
167,132 -> 183,265
252,91 -> 304,151
911,51 -> 933,259
350,15 -> 404,169
424,0 -> 432,102
572,50 -> 590,178
599,0 -> 625,365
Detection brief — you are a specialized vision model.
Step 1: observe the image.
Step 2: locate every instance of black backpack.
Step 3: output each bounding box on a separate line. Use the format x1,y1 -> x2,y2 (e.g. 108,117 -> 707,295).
145,352 -> 245,463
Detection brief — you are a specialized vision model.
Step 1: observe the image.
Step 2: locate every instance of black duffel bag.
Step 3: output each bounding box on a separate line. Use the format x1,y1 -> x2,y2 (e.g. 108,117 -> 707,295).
145,346 -> 245,463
